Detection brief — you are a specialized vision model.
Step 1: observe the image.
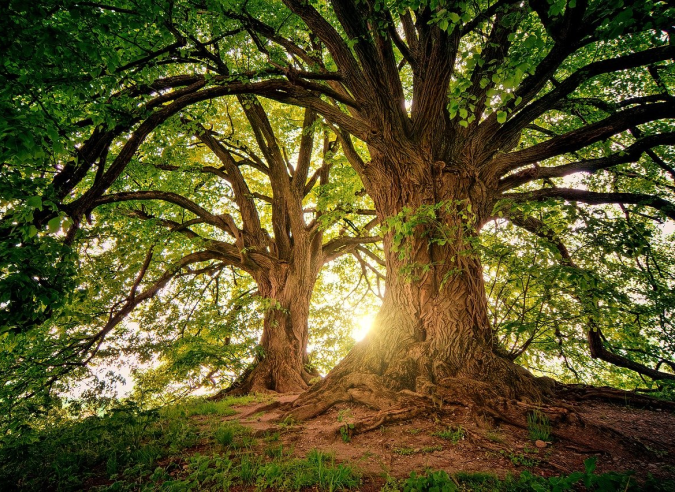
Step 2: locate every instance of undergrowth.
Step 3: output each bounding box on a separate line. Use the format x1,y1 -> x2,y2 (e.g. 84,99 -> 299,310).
391,458 -> 674,491
527,410 -> 551,442
1,398 -> 673,492
433,425 -> 465,444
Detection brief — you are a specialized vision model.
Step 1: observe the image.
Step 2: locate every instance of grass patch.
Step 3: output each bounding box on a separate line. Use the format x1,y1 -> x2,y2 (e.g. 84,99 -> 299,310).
213,421 -> 249,447
278,415 -> 299,429
265,443 -> 291,459
384,458 -> 675,491
433,425 -> 465,444
255,449 -> 360,491
265,430 -> 281,442
527,409 -> 551,442
160,394 -> 262,419
501,450 -> 540,468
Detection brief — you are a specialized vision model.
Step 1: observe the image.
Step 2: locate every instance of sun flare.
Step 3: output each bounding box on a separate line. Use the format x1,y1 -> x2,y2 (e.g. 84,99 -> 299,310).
352,314 -> 375,342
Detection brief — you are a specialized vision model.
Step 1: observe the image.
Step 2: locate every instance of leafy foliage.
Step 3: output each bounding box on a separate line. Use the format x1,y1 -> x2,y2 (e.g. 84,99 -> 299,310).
2,0 -> 675,447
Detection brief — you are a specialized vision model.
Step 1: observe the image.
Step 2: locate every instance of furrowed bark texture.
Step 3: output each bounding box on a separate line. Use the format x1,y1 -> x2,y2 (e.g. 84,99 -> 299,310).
233,238 -> 323,394
289,153 -> 547,419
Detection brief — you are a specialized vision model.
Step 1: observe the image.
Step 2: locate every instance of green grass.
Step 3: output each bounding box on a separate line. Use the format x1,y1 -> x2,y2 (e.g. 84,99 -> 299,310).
433,425 -> 465,444
2,398 -> 673,492
384,460 -> 675,492
501,450 -> 540,468
393,446 -> 416,455
213,422 -> 251,447
159,394 -> 263,419
0,396 -> 256,491
527,409 -> 551,442
254,449 -> 360,491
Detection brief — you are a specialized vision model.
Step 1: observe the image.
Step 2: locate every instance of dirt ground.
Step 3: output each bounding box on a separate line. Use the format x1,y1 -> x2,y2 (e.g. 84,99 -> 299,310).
218,392 -> 675,488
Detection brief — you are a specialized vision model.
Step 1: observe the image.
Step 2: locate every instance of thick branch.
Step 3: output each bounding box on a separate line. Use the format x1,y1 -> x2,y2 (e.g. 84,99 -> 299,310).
322,235 -> 381,263
93,191 -> 241,237
494,102 -> 675,174
499,132 -> 675,191
503,188 -> 675,220
494,45 -> 675,147
195,125 -> 267,244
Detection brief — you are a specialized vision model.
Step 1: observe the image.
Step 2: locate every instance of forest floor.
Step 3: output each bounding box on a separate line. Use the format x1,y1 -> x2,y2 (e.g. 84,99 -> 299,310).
204,392 -> 675,489
5,391 -> 675,491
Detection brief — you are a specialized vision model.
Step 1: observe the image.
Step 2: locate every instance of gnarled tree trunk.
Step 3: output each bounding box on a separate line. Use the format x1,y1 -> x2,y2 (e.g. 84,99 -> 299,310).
228,236 -> 324,394
289,157 -> 549,419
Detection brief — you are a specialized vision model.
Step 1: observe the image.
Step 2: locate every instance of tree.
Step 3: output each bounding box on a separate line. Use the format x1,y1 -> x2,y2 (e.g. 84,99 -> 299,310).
2,0 -> 675,422
1,0 -> 378,396
89,96 -> 379,393
188,0 -> 674,419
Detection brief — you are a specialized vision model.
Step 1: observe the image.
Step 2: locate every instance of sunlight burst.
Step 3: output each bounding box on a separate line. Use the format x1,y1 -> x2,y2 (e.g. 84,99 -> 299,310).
352,313 -> 375,342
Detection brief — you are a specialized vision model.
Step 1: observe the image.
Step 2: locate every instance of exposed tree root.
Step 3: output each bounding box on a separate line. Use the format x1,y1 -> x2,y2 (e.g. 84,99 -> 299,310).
353,406 -> 428,435
279,370 -> 674,466
556,384 -> 675,411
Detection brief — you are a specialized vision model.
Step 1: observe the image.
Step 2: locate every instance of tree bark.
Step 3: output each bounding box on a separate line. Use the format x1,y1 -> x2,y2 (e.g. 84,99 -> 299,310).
289,157 -> 549,418
228,238 -> 324,394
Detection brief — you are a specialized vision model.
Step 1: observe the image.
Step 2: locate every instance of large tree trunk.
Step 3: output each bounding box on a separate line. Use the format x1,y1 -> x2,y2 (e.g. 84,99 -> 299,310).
289,159 -> 549,418
229,239 -> 323,394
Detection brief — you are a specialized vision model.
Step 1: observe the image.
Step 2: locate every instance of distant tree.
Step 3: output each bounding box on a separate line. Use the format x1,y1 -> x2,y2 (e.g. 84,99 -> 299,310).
88,96 -> 378,393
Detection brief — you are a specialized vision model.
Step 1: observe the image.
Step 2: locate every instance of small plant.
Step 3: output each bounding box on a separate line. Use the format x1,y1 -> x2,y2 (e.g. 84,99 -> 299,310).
231,433 -> 257,450
279,415 -> 298,429
253,448 -> 360,490
393,446 -> 416,455
265,443 -> 287,459
337,408 -> 355,443
247,411 -> 265,421
381,475 -> 403,492
408,428 -> 421,435
433,425 -> 465,444
239,453 -> 261,484
214,425 -> 236,446
265,430 -> 281,442
501,450 -> 540,468
527,409 -> 551,442
403,470 -> 457,492
339,423 -> 354,443
523,444 -> 538,454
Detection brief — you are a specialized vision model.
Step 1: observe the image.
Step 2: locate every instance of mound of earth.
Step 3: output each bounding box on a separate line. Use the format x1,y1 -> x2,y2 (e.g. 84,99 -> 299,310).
208,392 -> 675,488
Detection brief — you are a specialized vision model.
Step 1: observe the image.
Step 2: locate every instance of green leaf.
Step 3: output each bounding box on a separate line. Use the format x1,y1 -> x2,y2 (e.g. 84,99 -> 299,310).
584,456 -> 597,474
47,217 -> 61,234
497,111 -> 507,124
26,196 -> 42,210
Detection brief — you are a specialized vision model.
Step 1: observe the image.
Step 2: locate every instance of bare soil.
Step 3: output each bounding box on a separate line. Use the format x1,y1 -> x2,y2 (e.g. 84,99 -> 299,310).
218,392 -> 675,487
